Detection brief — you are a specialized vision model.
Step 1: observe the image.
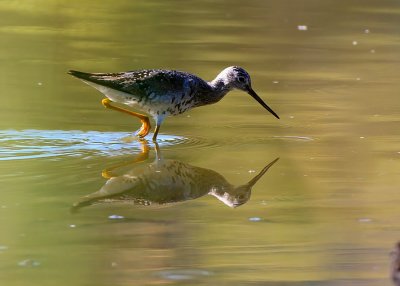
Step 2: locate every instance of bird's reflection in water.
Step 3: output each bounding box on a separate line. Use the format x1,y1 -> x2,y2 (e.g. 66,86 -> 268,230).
72,141 -> 279,211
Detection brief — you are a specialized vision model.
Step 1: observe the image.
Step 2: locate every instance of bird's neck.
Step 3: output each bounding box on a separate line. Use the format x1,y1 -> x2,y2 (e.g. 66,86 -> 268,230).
208,77 -> 233,102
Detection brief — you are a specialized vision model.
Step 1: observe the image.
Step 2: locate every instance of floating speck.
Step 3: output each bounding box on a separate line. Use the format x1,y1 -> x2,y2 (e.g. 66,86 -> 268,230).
155,170 -> 161,173
360,136 -> 365,139
289,116 -> 295,119
156,269 -> 212,281
108,214 -> 124,220
37,82 -> 42,86
356,77 -> 361,81
186,115 -> 191,118
69,224 -> 76,228
18,259 -> 41,267
352,41 -> 358,45
364,29 -> 370,34
370,49 -> 376,53
111,262 -> 118,267
261,200 -> 268,205
248,170 -> 256,173
0,245 -> 8,252
272,80 -> 279,84
297,25 -> 308,31
358,218 -> 372,223
248,217 -> 262,222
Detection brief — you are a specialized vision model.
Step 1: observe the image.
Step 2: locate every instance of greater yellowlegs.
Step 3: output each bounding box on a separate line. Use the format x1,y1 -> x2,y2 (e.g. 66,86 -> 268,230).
68,66 -> 279,141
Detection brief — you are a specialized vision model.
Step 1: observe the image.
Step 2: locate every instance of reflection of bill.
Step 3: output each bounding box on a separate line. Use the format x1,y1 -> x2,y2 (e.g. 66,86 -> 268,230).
392,242 -> 400,286
72,142 -> 279,211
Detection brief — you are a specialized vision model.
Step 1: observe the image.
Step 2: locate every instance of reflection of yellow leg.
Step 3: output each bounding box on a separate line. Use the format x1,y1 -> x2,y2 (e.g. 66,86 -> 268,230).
101,98 -> 151,138
101,140 -> 150,178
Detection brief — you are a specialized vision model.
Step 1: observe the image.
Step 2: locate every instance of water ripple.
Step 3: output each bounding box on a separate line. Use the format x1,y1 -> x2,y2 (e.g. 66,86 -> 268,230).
0,130 -> 185,161
0,130 -> 313,161
171,134 -> 314,150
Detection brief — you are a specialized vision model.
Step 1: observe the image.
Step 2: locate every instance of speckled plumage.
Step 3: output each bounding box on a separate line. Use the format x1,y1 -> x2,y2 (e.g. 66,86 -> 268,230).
68,66 -> 279,140
69,69 -> 213,117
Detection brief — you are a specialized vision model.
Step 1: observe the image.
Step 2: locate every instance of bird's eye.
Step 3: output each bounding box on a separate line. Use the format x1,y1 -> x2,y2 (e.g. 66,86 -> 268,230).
238,76 -> 246,83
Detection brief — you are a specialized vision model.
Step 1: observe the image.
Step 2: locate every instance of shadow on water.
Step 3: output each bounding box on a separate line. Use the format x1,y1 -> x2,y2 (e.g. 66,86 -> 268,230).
71,141 -> 279,211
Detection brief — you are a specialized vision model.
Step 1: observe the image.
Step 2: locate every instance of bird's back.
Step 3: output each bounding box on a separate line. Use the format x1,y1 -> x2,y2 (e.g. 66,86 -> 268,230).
69,69 -> 202,97
69,69 -> 211,116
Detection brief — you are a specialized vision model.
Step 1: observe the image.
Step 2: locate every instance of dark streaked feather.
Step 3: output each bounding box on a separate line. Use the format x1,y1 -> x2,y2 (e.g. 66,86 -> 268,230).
68,69 -> 199,98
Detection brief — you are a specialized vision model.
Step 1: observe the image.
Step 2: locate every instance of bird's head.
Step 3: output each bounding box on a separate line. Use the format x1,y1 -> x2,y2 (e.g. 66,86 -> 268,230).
220,66 -> 280,119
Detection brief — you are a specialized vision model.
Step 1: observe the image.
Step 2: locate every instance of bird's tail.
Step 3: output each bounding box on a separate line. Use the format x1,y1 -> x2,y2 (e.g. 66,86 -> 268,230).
68,70 -> 93,81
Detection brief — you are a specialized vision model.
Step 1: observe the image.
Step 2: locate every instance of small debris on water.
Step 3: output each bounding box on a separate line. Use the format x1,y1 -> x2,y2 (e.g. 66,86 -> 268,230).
248,170 -> 256,173
156,269 -> 212,281
37,82 -> 43,86
69,224 -> 76,228
108,214 -> 124,220
289,116 -> 295,119
18,259 -> 41,267
272,80 -> 279,84
370,49 -> 376,53
111,262 -> 118,267
364,29 -> 370,34
0,245 -> 8,252
356,77 -> 361,81
358,218 -> 372,223
248,217 -> 263,222
297,25 -> 308,31
360,136 -> 365,139
352,41 -> 358,45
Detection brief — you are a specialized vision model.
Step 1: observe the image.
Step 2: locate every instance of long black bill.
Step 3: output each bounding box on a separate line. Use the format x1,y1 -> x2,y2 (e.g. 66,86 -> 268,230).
247,88 -> 280,119
246,157 -> 280,187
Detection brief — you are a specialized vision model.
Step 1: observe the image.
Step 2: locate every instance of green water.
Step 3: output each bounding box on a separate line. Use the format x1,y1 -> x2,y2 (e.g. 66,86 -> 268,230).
1,0 -> 400,285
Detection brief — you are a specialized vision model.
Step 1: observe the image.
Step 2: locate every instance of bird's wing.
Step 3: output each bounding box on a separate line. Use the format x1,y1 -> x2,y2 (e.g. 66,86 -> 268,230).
68,69 -> 189,97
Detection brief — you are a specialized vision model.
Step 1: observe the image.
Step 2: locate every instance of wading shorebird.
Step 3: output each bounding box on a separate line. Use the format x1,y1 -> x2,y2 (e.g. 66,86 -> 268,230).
68,67 -> 279,141
71,142 -> 279,211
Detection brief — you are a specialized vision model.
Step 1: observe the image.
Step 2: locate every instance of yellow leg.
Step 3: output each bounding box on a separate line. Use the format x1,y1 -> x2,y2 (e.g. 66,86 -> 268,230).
101,98 -> 151,138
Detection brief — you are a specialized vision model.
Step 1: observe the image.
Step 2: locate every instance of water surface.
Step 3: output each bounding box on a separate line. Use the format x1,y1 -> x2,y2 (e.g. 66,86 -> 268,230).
1,0 -> 400,285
